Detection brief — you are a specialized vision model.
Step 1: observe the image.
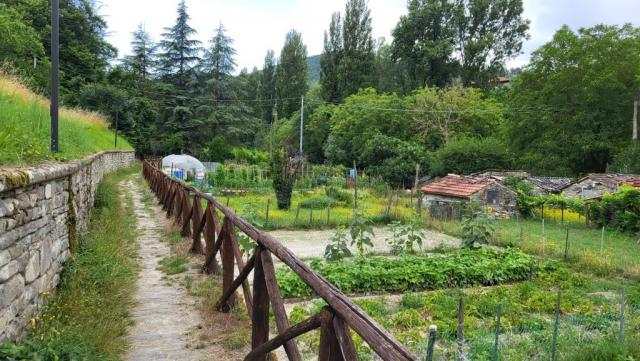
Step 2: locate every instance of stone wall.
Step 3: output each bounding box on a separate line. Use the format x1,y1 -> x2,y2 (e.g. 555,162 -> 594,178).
0,151 -> 135,341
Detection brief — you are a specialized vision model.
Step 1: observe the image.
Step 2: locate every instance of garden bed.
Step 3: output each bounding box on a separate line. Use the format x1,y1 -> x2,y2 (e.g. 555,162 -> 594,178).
276,248 -> 537,298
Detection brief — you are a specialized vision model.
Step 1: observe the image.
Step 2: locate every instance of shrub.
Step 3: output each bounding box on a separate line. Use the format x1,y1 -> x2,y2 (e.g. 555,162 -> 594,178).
270,147 -> 301,210
324,226 -> 352,261
299,195 -> 337,209
431,137 -> 512,176
590,185 -> 640,233
277,248 -> 537,298
325,186 -> 353,205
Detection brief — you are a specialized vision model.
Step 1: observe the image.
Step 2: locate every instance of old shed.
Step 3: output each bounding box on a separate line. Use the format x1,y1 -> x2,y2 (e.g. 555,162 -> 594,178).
421,174 -> 517,219
561,173 -> 640,199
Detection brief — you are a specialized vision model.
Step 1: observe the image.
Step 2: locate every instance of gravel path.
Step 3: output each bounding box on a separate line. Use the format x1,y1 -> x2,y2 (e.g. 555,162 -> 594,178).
268,226 -> 460,259
124,180 -> 216,361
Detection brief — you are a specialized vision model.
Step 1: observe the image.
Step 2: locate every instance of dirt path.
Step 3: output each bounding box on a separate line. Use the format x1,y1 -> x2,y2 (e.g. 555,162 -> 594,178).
124,180 -> 216,361
269,226 -> 459,259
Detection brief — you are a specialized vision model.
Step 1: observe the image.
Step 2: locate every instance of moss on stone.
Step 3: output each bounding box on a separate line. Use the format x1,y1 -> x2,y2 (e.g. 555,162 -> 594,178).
0,170 -> 30,189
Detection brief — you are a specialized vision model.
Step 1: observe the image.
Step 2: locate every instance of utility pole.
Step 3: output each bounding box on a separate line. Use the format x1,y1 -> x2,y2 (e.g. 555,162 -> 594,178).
299,96 -> 304,153
633,94 -> 638,141
50,0 -> 59,152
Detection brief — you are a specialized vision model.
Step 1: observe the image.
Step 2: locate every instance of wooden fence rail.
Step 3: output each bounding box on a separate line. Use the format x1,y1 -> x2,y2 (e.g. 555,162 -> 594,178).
142,161 -> 417,361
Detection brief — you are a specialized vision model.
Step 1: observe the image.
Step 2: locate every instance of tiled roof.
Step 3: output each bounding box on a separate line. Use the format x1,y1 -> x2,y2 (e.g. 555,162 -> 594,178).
421,174 -> 494,198
584,173 -> 640,187
528,176 -> 573,192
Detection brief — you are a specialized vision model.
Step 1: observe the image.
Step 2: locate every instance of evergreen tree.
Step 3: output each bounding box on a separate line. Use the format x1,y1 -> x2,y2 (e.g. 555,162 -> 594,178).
259,50 -> 277,124
158,0 -> 201,88
320,12 -> 343,103
156,0 -> 202,153
276,30 -> 308,119
202,22 -> 237,101
123,24 -> 155,82
338,0 -> 375,98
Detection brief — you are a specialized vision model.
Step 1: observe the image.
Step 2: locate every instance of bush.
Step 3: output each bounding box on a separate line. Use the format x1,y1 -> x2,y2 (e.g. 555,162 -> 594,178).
590,185 -> 640,233
461,207 -> 495,249
299,195 -> 337,209
431,137 -> 512,176
325,186 -> 353,205
277,248 -> 537,298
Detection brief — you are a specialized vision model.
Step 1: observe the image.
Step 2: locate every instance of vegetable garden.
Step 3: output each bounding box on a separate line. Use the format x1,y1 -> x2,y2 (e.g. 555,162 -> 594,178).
179,162 -> 640,360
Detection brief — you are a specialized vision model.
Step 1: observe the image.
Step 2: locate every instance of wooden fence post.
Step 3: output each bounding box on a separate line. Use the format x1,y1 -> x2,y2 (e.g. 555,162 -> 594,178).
564,228 -> 569,260
318,308 -> 341,361
327,207 -> 331,226
191,195 -> 204,254
251,247 -> 270,361
220,219 -> 237,311
265,198 -> 270,228
619,288 -> 626,344
203,205 -> 221,274
295,205 -> 300,225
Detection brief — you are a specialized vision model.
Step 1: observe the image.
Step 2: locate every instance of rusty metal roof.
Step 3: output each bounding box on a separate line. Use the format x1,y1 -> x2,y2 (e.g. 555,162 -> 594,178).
421,174 -> 494,198
581,173 -> 640,187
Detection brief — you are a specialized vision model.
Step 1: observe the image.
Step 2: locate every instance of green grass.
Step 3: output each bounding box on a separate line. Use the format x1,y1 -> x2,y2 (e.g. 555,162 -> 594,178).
0,73 -> 132,166
0,166 -> 140,360
210,186 -> 416,230
158,255 -> 188,275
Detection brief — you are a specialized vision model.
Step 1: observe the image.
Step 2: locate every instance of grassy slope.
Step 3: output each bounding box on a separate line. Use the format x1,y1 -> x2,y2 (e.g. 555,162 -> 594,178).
0,73 -> 132,166
0,166 -> 139,360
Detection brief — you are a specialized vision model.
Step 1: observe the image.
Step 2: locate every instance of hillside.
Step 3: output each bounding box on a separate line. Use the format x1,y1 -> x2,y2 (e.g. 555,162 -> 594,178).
0,73 -> 132,166
307,54 -> 320,83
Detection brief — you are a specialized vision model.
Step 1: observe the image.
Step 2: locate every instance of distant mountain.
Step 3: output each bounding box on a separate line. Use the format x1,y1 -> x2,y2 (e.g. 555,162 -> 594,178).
307,54 -> 320,83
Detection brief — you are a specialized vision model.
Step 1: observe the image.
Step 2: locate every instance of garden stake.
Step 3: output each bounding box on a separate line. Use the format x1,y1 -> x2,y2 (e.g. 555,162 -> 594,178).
600,226 -> 605,256
424,324 -> 437,361
620,288 -> 626,344
551,290 -> 561,361
309,208 -> 313,226
294,206 -> 300,225
564,228 -> 569,260
353,160 -> 358,209
326,207 -> 330,226
265,199 -> 270,228
541,218 -> 546,256
456,297 -> 465,361
519,227 -> 523,244
493,303 -> 502,361
226,195 -> 230,206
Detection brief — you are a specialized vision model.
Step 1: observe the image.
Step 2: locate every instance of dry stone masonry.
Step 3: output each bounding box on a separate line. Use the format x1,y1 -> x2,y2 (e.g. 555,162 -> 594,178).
0,151 -> 135,341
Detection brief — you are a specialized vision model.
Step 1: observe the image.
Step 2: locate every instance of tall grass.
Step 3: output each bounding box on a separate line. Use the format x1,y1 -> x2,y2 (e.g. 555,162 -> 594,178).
0,167 -> 139,360
0,72 -> 132,166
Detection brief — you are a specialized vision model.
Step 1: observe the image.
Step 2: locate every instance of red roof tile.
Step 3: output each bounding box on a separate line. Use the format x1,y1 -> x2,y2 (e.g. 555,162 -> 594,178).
420,174 -> 494,198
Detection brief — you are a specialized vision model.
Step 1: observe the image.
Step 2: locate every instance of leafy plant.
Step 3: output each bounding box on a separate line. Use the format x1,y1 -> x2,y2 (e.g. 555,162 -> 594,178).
298,195 -> 337,209
237,233 -> 256,256
270,147 -> 302,210
277,248 -> 537,298
385,217 -> 425,255
324,226 -> 352,261
461,206 -> 495,249
349,209 -> 375,255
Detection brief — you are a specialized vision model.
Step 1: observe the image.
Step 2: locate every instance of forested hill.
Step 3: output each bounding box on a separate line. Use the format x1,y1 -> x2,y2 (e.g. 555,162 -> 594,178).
1,0 -> 639,183
307,55 -> 320,83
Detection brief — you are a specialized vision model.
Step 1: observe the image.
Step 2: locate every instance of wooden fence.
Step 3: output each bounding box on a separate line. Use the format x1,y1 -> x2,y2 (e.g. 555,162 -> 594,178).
142,161 -> 417,361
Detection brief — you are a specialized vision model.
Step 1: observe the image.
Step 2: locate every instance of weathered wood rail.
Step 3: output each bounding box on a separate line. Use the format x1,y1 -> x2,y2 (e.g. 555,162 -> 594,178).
142,161 -> 417,361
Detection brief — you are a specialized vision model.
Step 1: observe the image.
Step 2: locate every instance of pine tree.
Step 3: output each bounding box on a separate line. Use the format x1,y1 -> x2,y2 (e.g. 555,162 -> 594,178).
276,30 -> 308,119
260,50 -> 277,124
202,22 -> 237,101
320,12 -> 343,103
158,0 -> 201,89
124,24 -> 155,82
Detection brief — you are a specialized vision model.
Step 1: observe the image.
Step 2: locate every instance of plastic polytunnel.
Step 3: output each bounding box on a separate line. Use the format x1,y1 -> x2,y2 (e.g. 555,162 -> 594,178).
162,154 -> 206,182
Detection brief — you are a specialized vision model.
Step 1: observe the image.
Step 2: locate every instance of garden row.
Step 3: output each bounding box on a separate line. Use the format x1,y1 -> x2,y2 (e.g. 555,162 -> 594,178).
276,248 -> 537,298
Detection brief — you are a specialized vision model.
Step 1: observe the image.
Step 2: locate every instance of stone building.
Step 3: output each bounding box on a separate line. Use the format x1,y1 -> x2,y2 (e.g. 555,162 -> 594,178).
561,173 -> 640,199
421,174 -> 518,219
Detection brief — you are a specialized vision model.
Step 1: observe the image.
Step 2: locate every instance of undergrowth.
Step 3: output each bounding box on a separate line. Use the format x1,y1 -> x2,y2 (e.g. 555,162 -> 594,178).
0,167 -> 139,360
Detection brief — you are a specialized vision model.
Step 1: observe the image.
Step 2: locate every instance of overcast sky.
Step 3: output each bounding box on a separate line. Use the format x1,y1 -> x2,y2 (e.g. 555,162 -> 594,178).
100,0 -> 639,73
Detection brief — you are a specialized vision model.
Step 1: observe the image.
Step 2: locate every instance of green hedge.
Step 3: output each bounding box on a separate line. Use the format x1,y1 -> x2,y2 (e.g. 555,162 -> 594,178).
276,248 -> 537,298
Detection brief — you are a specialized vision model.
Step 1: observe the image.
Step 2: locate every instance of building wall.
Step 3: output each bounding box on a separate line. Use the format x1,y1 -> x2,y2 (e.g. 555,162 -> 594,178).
562,179 -> 617,199
423,184 -> 517,220
0,151 -> 135,341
